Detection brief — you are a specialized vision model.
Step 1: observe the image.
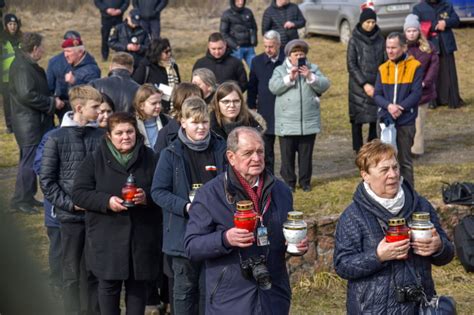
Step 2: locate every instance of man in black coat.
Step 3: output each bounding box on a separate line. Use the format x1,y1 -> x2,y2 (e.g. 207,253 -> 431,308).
94,0 -> 130,61
108,9 -> 150,69
262,0 -> 306,47
247,30 -> 284,174
90,52 -> 139,113
193,32 -> 248,92
39,85 -> 104,315
132,0 -> 168,40
9,32 -> 64,214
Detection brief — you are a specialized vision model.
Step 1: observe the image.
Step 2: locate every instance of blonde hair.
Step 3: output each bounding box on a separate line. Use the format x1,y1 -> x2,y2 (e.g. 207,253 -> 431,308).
133,83 -> 162,120
355,139 -> 397,173
417,33 -> 432,54
181,96 -> 209,122
68,85 -> 102,111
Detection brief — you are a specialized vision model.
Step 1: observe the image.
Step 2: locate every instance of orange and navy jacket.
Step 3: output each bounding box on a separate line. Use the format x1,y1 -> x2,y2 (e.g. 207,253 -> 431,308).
374,54 -> 423,126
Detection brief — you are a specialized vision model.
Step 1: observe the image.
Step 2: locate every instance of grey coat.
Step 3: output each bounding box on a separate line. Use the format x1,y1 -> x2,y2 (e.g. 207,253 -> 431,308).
269,58 -> 330,136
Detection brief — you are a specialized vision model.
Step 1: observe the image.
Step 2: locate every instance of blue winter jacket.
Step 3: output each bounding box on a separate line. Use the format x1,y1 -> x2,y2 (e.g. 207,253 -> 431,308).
374,54 -> 423,126
46,52 -> 101,100
413,0 -> 460,54
334,181 -> 454,315
151,133 -> 226,257
184,170 -> 293,315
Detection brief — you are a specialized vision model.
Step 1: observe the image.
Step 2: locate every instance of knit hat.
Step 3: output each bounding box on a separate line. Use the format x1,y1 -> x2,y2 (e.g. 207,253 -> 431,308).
404,14 -> 420,31
4,13 -> 19,27
61,37 -> 83,49
129,8 -> 141,25
359,8 -> 377,24
284,39 -> 309,56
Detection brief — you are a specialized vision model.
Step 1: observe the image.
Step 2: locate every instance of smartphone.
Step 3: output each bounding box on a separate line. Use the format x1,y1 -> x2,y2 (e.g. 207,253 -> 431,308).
298,57 -> 306,68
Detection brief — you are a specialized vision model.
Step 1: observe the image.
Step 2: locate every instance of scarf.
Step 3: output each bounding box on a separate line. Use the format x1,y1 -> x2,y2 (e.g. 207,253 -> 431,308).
106,138 -> 135,167
231,166 -> 264,215
178,127 -> 210,152
363,179 -> 405,215
160,59 -> 179,88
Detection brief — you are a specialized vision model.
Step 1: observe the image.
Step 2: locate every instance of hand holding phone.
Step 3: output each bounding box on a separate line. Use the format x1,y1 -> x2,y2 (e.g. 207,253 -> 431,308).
297,57 -> 306,68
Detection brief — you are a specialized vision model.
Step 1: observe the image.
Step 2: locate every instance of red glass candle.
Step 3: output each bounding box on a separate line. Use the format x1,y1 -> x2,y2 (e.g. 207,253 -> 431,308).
122,174 -> 138,207
386,217 -> 410,243
234,200 -> 257,233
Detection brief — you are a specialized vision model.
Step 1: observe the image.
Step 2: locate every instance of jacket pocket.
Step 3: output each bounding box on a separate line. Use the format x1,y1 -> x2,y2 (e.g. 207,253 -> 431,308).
210,266 -> 229,305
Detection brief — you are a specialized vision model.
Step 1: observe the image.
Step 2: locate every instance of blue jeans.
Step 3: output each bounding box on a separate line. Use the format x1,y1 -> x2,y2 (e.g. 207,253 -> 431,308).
231,46 -> 256,69
171,256 -> 205,315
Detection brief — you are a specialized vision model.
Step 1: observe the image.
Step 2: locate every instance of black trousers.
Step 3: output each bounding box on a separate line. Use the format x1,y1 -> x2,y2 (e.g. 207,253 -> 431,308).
47,226 -> 62,287
1,86 -> 12,130
60,221 -> 99,315
279,134 -> 316,188
100,15 -> 123,60
396,124 -> 416,188
140,17 -> 161,40
351,122 -> 377,152
263,134 -> 276,174
98,274 -> 146,315
11,144 -> 38,207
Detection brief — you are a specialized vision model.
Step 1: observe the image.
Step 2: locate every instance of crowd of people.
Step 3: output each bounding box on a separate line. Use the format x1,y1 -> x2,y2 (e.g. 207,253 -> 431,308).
0,0 -> 463,314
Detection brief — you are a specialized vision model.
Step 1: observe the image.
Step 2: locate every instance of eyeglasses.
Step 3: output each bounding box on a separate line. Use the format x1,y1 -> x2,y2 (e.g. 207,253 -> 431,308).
220,99 -> 241,107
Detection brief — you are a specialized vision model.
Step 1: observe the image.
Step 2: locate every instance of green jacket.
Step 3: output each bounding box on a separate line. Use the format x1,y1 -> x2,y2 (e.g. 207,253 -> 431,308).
269,59 -> 330,136
2,40 -> 15,83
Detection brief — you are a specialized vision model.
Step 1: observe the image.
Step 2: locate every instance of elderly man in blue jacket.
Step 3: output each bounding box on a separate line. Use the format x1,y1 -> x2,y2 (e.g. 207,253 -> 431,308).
374,32 -> 423,188
185,127 -> 308,315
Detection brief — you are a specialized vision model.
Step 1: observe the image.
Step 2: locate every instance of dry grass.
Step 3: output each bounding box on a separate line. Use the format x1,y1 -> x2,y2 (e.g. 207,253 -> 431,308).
0,3 -> 473,314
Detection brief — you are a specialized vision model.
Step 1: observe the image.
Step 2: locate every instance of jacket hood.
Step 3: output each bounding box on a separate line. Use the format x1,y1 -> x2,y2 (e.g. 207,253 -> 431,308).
108,68 -> 132,78
230,0 -> 246,12
353,180 -> 418,224
75,51 -> 98,68
249,110 -> 267,133
61,111 -> 99,128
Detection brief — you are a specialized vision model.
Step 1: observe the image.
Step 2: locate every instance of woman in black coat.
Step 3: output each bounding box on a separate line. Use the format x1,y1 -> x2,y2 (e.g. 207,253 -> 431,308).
72,112 -> 162,315
133,38 -> 181,113
346,9 -> 385,153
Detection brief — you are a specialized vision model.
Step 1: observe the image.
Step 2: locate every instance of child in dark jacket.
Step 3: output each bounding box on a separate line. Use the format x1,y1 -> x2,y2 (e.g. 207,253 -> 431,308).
151,96 -> 226,315
39,85 -> 104,315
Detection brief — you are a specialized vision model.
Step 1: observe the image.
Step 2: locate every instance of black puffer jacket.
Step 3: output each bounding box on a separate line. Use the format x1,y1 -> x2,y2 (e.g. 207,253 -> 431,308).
262,0 -> 306,46
39,112 -> 105,223
90,68 -> 140,113
334,181 -> 454,314
9,51 -> 55,147
193,49 -> 248,92
220,0 -> 258,50
346,25 -> 385,124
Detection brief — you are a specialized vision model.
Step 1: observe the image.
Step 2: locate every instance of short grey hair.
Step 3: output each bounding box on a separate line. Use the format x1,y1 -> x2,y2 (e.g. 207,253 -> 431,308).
192,68 -> 217,92
227,127 -> 264,153
263,30 -> 281,44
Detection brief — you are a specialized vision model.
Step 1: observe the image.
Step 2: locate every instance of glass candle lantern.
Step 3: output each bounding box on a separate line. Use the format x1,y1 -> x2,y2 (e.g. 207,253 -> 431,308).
233,200 -> 257,233
121,174 -> 138,207
283,211 -> 307,255
386,217 -> 410,243
409,212 -> 434,240
189,183 -> 203,202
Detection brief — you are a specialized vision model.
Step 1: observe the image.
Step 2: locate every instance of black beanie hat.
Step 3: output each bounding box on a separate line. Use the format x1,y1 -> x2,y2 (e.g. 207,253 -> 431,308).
4,14 -> 19,27
359,8 -> 377,24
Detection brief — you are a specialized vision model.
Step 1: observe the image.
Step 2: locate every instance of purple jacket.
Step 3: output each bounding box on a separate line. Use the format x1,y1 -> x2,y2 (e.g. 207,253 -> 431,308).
407,42 -> 439,104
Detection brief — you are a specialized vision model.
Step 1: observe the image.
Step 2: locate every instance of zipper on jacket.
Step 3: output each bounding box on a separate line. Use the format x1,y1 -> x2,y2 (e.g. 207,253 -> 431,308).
299,75 -> 303,135
210,266 -> 228,305
393,63 -> 398,105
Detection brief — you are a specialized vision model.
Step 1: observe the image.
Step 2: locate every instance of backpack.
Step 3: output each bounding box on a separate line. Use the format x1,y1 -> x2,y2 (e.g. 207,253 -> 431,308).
441,182 -> 474,206
454,215 -> 474,273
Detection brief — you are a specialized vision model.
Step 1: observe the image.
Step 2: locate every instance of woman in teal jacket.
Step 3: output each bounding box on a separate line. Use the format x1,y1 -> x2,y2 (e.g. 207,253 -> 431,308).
269,39 -> 329,192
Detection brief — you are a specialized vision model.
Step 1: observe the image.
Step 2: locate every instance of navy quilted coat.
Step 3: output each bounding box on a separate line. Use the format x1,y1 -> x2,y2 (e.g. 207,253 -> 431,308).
334,181 -> 454,314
